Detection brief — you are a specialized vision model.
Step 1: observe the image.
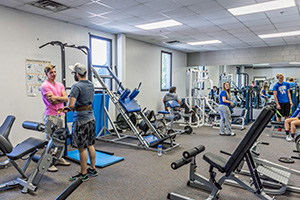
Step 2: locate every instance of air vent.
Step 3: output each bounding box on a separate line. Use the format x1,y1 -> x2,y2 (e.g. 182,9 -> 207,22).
166,40 -> 180,44
29,0 -> 70,12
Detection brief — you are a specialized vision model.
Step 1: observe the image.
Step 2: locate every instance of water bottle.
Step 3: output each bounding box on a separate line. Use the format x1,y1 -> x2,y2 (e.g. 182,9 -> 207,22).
157,144 -> 162,156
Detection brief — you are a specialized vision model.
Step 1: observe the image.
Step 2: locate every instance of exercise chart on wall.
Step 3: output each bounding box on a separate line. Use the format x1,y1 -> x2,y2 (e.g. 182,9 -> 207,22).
25,59 -> 49,97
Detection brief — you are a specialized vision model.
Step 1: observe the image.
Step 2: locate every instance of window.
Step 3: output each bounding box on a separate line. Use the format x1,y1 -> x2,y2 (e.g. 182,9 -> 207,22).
90,34 -> 112,89
161,51 -> 172,91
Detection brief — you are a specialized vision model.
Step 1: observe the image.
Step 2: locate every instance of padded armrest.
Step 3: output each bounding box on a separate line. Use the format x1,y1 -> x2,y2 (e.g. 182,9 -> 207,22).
7,137 -> 47,160
203,152 -> 227,173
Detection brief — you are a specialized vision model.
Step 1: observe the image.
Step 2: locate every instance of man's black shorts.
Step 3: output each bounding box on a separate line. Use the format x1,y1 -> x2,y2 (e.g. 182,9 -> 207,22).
276,102 -> 290,118
72,119 -> 95,149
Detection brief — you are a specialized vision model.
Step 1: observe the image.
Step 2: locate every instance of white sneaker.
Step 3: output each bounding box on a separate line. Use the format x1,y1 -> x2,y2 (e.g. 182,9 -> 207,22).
47,165 -> 58,172
57,158 -> 71,166
286,135 -> 293,142
227,132 -> 236,136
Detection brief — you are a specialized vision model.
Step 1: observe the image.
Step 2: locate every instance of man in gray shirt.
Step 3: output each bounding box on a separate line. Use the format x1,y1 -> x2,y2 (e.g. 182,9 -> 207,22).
64,63 -> 98,182
163,86 -> 181,110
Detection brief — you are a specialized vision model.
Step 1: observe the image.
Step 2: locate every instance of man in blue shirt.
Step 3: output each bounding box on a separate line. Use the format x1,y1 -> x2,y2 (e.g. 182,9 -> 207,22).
273,73 -> 293,140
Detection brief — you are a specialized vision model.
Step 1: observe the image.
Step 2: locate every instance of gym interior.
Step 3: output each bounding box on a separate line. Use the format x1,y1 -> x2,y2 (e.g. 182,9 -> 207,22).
1,1 -> 300,200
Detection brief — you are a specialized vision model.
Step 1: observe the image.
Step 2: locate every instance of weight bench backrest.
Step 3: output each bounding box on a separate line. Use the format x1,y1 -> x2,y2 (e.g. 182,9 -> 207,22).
166,100 -> 180,108
0,115 -> 16,139
224,106 -> 275,175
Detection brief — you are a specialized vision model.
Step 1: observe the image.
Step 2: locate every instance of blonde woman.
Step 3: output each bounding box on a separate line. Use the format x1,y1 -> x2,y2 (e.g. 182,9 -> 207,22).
260,82 -> 269,107
218,82 -> 235,136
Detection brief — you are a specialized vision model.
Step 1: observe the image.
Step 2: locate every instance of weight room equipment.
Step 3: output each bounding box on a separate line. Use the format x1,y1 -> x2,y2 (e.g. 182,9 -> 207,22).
224,141 -> 300,195
92,66 -> 180,153
0,115 -> 15,169
158,100 -> 193,135
0,118 -> 61,194
39,41 -> 124,166
168,145 -> 214,200
168,104 -> 277,200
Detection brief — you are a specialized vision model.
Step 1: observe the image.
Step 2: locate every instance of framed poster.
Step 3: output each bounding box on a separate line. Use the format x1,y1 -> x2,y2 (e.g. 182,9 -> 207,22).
26,59 -> 49,96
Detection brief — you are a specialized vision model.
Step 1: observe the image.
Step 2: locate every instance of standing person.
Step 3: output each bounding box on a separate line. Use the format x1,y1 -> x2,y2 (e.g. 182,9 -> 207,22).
163,86 -> 181,110
284,103 -> 300,142
260,82 -> 269,107
273,73 -> 293,124
289,77 -> 298,88
218,82 -> 235,136
209,86 -> 218,101
64,63 -> 97,182
41,64 -> 70,172
251,80 -> 255,87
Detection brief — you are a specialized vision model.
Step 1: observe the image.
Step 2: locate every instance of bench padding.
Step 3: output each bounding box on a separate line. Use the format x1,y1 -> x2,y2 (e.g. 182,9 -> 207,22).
7,137 -> 47,160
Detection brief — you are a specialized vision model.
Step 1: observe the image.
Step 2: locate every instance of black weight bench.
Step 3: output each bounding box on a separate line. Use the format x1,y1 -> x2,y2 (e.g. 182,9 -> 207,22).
0,120 -> 52,194
0,115 -> 15,168
203,105 -> 276,200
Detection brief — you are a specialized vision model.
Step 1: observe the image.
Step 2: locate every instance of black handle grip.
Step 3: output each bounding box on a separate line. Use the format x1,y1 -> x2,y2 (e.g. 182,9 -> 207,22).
261,142 -> 269,145
183,145 -> 205,159
220,150 -> 231,156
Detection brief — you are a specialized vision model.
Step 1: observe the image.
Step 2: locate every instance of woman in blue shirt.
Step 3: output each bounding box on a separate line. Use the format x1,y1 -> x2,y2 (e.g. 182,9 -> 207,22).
219,82 -> 235,136
284,104 -> 300,142
260,82 -> 269,107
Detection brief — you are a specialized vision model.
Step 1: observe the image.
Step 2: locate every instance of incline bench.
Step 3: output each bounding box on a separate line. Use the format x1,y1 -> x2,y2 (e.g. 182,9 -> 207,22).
203,105 -> 276,200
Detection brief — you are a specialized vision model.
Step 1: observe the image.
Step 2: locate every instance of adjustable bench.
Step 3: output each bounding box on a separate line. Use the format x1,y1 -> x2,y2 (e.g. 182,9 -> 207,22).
203,105 -> 276,200
0,120 -> 53,194
0,115 -> 15,168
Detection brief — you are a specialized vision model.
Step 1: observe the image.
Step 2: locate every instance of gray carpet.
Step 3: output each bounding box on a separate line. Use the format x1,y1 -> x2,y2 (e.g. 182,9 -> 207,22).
1,125 -> 300,200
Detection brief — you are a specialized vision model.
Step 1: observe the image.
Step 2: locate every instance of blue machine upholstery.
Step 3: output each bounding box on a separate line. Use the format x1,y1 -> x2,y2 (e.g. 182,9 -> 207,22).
129,88 -> 139,100
143,135 -> 159,145
119,89 -> 131,100
119,98 -> 141,113
158,111 -> 169,114
166,100 -> 180,108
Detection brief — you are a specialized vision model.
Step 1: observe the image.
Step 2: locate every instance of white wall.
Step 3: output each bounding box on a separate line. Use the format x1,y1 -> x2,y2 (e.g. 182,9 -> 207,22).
187,45 -> 300,66
125,38 -> 187,111
0,6 -> 116,145
245,67 -> 300,82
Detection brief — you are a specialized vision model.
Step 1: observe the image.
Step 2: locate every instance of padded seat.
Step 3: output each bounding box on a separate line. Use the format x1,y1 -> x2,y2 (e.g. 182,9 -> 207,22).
119,98 -> 141,113
158,111 -> 169,114
203,152 -> 227,173
7,137 -> 47,160
271,121 -> 284,126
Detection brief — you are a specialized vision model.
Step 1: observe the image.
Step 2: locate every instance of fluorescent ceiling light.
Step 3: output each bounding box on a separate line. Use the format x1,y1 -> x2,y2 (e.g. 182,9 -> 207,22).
135,19 -> 182,30
258,30 -> 300,38
253,63 -> 269,66
289,62 -> 300,65
228,0 -> 295,16
187,40 -> 222,46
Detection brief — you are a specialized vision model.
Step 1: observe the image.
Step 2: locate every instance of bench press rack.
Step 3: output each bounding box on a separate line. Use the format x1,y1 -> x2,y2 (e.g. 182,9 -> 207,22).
92,66 -> 180,153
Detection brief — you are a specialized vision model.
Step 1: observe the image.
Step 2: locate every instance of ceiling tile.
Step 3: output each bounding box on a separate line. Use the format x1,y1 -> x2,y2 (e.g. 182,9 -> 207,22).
211,17 -> 239,25
102,10 -> 133,20
236,13 -> 268,22
57,8 -> 92,19
138,12 -> 169,22
162,7 -> 195,20
123,4 -> 155,16
16,4 -> 53,15
201,10 -> 234,20
216,0 -> 257,9
187,1 -> 223,14
51,0 -> 90,7
144,0 -> 182,12
45,12 -> 76,21
265,7 -> 298,18
0,0 -> 23,7
175,0 -> 210,6
77,2 -> 113,14
270,14 -> 300,24
100,0 -> 138,9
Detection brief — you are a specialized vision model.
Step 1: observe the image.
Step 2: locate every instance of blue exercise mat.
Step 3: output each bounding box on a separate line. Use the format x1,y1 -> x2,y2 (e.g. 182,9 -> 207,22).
67,150 -> 124,168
